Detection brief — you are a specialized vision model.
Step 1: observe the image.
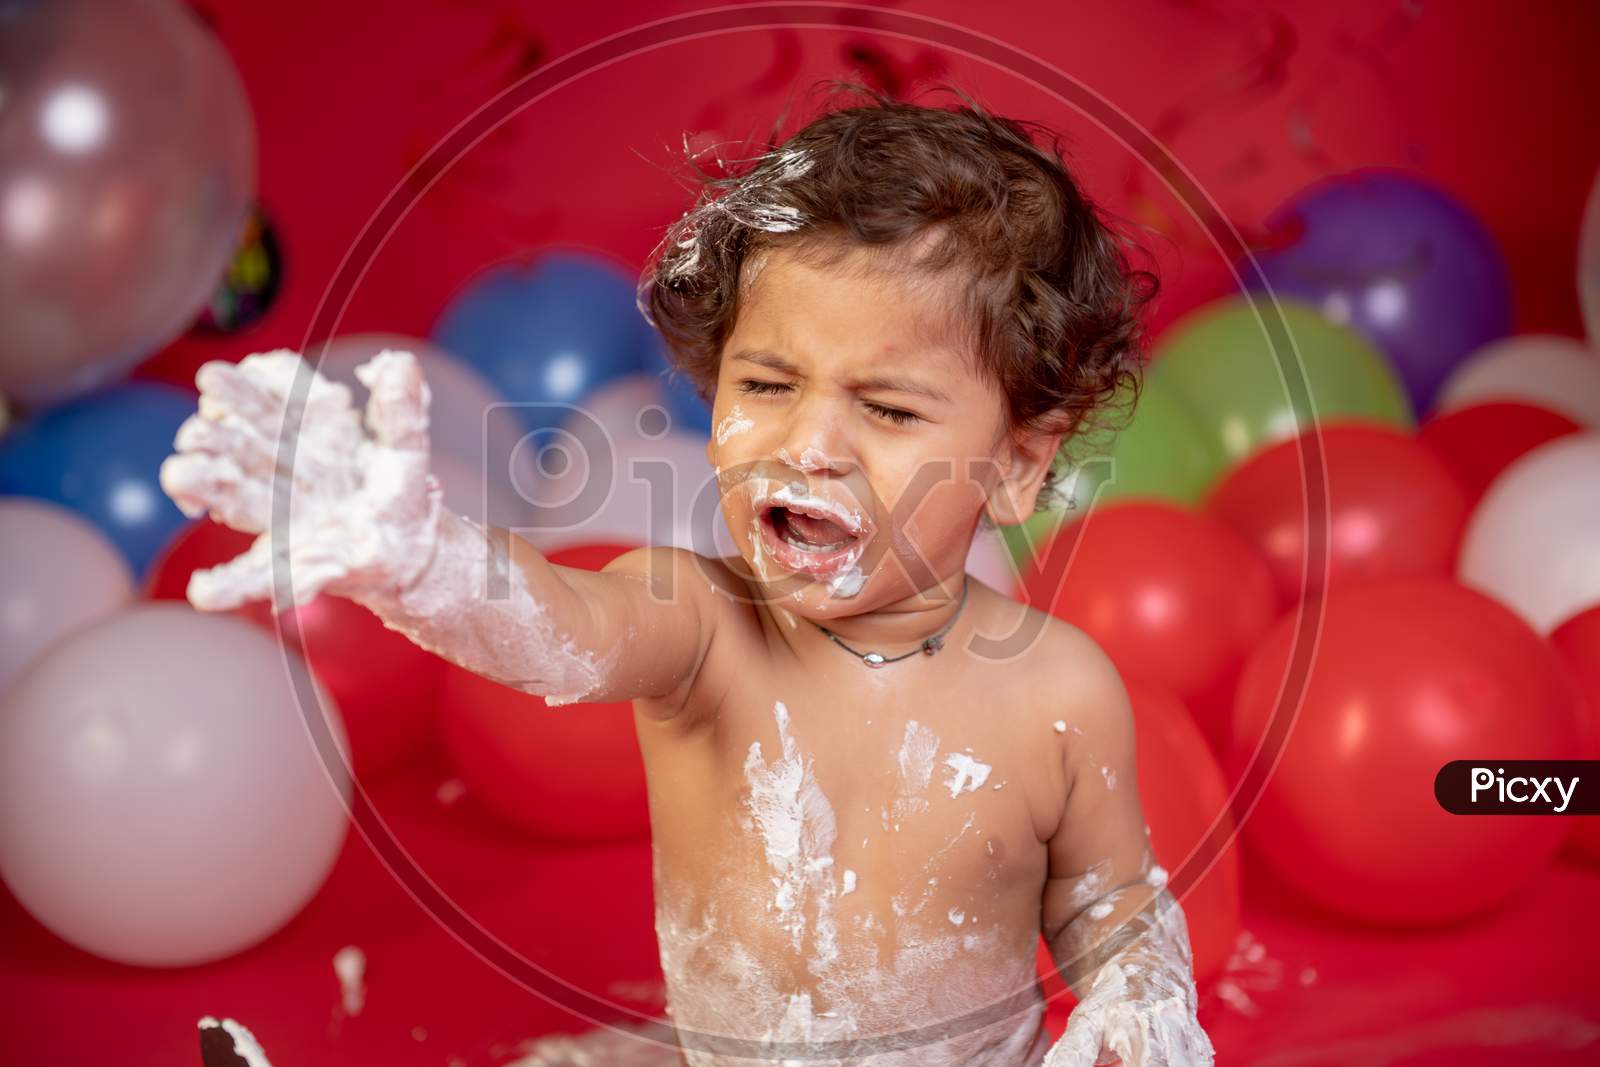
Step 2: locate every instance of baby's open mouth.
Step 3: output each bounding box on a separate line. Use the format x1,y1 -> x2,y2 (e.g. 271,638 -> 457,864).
768,505 -> 857,553
750,482 -> 874,588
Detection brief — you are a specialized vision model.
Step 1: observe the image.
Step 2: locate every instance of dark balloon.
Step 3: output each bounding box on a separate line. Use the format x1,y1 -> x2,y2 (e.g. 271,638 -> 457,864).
1246,170 -> 1513,415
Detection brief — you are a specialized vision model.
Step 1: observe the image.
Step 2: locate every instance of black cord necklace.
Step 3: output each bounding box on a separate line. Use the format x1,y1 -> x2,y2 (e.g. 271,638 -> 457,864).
813,577 -> 969,668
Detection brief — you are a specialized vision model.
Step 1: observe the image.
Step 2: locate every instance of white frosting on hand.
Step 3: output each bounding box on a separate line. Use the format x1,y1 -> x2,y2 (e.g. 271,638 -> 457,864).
1044,884 -> 1215,1067
160,348 -> 611,704
160,349 -> 442,611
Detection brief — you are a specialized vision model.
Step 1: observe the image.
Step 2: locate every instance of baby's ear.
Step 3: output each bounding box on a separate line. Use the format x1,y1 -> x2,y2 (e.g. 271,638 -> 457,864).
984,427 -> 1062,526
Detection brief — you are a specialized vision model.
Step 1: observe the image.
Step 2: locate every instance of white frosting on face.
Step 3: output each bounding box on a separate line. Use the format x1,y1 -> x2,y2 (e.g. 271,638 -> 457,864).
715,404 -> 754,445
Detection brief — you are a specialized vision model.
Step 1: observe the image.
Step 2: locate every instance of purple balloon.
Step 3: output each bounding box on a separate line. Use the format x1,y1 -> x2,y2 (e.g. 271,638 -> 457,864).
1245,169 -> 1513,414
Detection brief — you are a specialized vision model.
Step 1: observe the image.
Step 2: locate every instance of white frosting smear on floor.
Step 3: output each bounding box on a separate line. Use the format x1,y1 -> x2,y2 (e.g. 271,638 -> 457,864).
332,945 -> 366,1016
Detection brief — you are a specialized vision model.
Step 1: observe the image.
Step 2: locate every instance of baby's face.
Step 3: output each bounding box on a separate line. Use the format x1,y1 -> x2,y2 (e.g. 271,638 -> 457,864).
707,245 -> 1014,619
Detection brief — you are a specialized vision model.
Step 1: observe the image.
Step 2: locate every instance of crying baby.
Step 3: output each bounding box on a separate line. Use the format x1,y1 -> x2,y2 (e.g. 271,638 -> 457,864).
159,86 -> 1214,1066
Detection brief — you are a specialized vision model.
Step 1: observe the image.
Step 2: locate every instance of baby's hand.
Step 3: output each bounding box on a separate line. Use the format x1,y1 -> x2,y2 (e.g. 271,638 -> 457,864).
1044,976 -> 1213,1066
1043,902 -> 1215,1067
159,349 -> 444,612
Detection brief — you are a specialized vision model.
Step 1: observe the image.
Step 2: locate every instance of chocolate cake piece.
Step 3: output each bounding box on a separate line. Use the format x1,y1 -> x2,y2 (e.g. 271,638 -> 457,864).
197,1016 -> 274,1067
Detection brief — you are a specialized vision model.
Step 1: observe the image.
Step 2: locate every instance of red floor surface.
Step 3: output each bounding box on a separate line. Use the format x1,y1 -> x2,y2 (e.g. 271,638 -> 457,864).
3,744 -> 1597,1065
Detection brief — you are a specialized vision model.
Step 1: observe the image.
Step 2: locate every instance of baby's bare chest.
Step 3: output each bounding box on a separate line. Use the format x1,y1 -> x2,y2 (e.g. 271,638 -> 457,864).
637,689 -> 1056,1031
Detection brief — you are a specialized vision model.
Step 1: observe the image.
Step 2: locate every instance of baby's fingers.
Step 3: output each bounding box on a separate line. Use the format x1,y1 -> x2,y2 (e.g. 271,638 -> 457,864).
197,351 -> 356,440
159,452 -> 271,533
1044,1008 -> 1106,1067
187,535 -> 274,612
356,350 -> 432,453
174,413 -> 277,482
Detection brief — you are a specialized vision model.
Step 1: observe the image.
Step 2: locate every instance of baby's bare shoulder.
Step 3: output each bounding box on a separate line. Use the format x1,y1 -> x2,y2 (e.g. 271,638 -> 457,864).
966,580 -> 1130,736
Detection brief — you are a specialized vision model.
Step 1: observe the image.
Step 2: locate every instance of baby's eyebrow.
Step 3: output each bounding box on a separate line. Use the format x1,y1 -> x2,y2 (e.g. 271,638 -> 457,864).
848,372 -> 950,404
731,349 -> 802,375
731,347 -> 950,404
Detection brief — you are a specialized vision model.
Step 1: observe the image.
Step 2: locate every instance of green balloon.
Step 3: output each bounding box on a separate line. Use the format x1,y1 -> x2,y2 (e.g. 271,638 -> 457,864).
997,375 -> 1222,566
1150,297 -> 1414,470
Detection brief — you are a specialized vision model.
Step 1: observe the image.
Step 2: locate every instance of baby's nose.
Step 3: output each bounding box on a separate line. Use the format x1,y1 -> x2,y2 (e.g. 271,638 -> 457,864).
775,403 -> 854,476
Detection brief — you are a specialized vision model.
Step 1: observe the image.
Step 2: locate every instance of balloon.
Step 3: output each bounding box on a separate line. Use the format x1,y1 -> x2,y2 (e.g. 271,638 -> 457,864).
568,373 -> 672,445
145,520 -> 446,781
1580,164 -> 1600,345
1229,579 -> 1580,926
0,0 -> 255,405
437,543 -> 650,841
1550,607 -> 1600,865
1433,334 -> 1600,428
523,422 -> 732,558
432,251 -> 656,438
1059,374 -> 1228,511
1021,502 -> 1277,751
308,333 -> 537,528
0,381 -> 195,574
1246,170 -> 1513,414
1417,401 -> 1582,505
643,336 -> 714,436
1206,424 -> 1469,607
1458,434 -> 1600,633
1000,373 -> 1230,569
0,604 -> 350,966
1150,298 -> 1413,473
1124,678 -> 1240,982
0,499 -> 133,692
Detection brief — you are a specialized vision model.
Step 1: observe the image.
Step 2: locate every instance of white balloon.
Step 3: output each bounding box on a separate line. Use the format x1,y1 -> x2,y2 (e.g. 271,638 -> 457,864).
1435,334 -> 1600,427
520,427 -> 730,557
0,499 -> 134,693
0,604 -> 350,966
1458,433 -> 1600,633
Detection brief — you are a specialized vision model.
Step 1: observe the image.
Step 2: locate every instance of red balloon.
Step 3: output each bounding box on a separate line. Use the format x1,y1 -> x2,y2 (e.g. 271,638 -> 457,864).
1550,606 -> 1600,865
1230,578 -> 1582,926
145,519 -> 446,781
1125,678 -> 1241,983
1207,424 -> 1469,608
143,519 -> 254,601
1418,401 -> 1582,505
1021,502 -> 1276,752
437,542 -> 650,841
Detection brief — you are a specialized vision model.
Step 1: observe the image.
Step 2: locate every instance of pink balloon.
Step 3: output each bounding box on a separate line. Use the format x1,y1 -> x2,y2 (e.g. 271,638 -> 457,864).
0,499 -> 133,691
0,604 -> 350,967
0,0 -> 255,405
309,334 -> 538,528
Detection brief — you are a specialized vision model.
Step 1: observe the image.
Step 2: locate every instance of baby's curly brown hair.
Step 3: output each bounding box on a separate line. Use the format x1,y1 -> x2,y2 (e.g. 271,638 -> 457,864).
636,80 -> 1158,511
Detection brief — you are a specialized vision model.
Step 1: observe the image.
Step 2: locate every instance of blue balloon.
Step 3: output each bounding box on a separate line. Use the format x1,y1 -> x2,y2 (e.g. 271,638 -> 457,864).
643,334 -> 714,436
0,381 -> 196,575
433,250 -> 657,438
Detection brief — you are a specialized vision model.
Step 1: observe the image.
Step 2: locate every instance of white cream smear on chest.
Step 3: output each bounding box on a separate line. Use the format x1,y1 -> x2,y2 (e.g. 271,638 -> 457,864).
654,703 -> 1042,1065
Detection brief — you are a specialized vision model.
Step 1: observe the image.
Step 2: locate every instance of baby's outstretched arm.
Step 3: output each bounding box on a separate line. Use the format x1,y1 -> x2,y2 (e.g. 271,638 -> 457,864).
1038,649 -> 1214,1067
159,349 -> 711,708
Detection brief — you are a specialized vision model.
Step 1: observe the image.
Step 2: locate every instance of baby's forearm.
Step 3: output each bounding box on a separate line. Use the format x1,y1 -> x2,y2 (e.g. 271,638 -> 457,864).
352,509 -> 614,705
1045,881 -> 1214,1066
